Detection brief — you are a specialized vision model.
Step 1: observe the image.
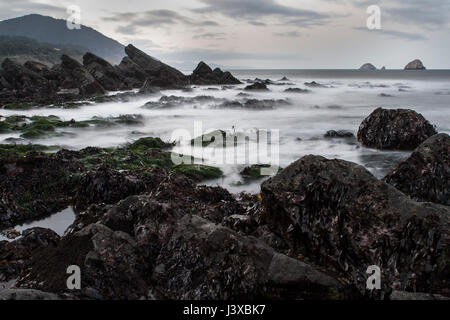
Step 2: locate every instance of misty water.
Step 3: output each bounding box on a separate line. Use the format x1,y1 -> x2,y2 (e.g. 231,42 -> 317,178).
1,69 -> 449,197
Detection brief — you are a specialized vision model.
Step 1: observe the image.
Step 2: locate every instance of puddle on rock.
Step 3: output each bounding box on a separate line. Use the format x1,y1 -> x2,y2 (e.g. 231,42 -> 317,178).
0,206 -> 76,242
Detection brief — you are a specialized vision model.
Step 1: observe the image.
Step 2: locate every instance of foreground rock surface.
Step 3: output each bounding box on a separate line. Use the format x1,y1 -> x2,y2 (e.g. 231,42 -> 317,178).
384,133 -> 449,205
261,155 -> 449,297
357,108 -> 437,150
14,175 -> 349,300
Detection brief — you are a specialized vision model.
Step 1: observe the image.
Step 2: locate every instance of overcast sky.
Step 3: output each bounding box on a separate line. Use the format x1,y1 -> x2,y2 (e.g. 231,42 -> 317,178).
1,0 -> 449,69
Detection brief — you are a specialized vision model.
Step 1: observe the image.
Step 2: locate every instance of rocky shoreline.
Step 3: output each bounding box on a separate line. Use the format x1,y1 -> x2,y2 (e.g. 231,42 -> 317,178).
0,103 -> 448,300
0,44 -> 241,108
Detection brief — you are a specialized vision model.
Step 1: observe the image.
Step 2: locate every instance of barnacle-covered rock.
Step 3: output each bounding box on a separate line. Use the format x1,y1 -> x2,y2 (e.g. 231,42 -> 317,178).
384,133 -> 449,205
261,155 -> 449,297
357,108 -> 437,150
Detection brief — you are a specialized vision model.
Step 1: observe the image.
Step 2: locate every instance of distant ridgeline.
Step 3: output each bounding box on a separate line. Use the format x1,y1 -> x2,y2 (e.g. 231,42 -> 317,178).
0,14 -> 125,64
0,35 -> 85,66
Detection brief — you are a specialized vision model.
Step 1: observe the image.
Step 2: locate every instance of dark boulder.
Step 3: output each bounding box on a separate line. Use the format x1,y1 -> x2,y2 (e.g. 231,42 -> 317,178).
384,133 -> 449,205
357,108 -> 437,150
188,61 -> 241,85
261,155 -> 449,297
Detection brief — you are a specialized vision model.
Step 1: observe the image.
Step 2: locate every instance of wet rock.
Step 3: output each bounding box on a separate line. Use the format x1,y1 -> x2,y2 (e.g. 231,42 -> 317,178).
324,130 -> 354,138
0,228 -> 60,282
188,61 -> 241,85
384,133 -> 449,205
83,52 -> 127,91
405,59 -> 426,70
244,82 -> 269,91
17,223 -> 148,299
284,88 -> 310,93
357,107 -> 437,150
0,289 -> 60,300
389,290 -> 449,300
261,155 -> 449,297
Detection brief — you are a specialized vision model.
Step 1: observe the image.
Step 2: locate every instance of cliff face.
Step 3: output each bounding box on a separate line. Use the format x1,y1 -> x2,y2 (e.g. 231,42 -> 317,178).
359,63 -> 377,70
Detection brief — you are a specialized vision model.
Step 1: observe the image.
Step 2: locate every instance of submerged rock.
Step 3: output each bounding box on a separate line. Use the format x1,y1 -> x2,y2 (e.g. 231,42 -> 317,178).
324,130 -> 354,138
284,88 -> 310,93
244,82 -> 269,91
384,133 -> 449,205
261,155 -> 449,297
357,107 -> 437,150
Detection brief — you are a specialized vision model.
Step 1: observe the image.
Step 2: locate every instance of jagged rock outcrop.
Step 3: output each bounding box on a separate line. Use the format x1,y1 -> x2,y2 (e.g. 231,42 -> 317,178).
120,44 -> 186,88
0,58 -> 48,92
357,108 -> 437,150
57,54 -> 106,95
187,61 -> 241,85
82,52 -> 127,91
405,59 -> 426,70
261,155 -> 449,297
384,133 -> 449,205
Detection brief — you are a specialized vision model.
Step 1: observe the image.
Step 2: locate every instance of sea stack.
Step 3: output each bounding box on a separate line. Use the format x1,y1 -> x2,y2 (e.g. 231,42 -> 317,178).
359,63 -> 377,71
404,59 -> 426,70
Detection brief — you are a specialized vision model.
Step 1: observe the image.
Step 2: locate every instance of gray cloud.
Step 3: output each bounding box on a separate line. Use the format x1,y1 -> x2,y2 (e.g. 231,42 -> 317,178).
273,30 -> 302,38
353,27 -> 427,41
248,21 -> 267,27
193,0 -> 329,27
0,0 -> 66,20
103,9 -> 219,34
193,32 -> 227,40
